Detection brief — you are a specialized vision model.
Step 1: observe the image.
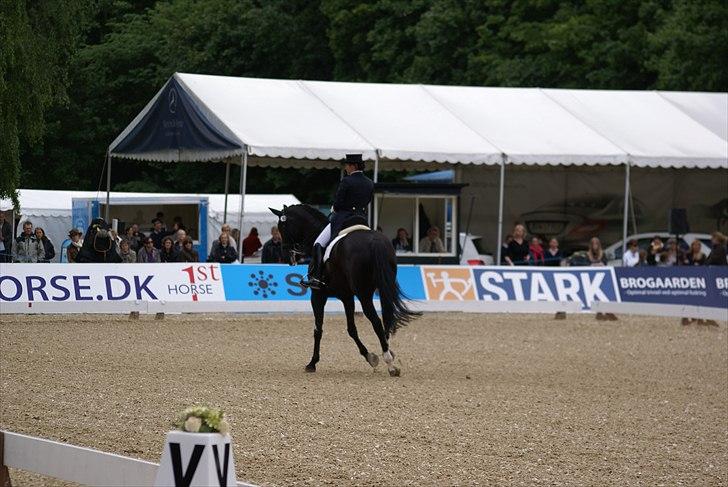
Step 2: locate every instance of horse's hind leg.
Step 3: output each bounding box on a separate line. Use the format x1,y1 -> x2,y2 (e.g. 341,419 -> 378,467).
360,297 -> 400,377
343,296 -> 378,368
306,290 -> 326,372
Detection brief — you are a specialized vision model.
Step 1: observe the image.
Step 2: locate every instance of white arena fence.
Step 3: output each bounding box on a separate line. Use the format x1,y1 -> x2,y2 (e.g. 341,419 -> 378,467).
0,430 -> 256,487
0,263 -> 726,321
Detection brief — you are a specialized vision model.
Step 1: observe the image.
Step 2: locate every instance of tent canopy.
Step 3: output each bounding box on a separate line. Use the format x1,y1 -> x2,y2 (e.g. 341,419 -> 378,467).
110,73 -> 727,169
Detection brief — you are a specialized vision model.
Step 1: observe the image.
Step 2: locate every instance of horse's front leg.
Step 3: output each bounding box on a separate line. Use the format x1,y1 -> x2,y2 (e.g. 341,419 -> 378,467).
306,289 -> 326,372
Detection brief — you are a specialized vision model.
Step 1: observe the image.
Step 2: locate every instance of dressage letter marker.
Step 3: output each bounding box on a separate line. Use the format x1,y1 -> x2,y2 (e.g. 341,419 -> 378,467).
154,431 -> 236,487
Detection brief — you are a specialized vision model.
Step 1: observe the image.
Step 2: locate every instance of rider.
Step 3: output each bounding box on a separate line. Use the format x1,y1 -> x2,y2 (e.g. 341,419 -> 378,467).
301,153 -> 374,289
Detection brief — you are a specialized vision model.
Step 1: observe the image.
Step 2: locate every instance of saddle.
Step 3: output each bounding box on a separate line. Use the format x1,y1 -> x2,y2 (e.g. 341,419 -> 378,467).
323,224 -> 371,262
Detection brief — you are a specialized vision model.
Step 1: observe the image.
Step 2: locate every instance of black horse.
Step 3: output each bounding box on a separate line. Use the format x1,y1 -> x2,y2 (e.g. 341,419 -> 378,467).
77,218 -> 122,263
270,205 -> 419,376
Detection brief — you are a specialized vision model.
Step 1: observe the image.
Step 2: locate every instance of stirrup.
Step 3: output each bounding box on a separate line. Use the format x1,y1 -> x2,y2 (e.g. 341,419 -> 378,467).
301,276 -> 325,290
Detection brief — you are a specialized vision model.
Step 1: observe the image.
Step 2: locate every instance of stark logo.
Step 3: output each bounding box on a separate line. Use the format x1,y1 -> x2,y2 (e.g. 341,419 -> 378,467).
422,267 -> 476,301
248,270 -> 278,298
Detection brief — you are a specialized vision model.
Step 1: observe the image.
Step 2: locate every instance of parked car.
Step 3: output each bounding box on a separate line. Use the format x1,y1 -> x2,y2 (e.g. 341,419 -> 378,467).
459,233 -> 494,265
604,232 -> 712,266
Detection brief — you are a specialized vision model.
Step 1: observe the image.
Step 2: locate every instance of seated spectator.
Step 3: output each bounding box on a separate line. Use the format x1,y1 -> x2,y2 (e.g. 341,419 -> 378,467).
118,239 -> 136,263
500,234 -> 513,265
529,236 -> 545,266
160,236 -> 179,262
177,237 -> 199,262
150,218 -> 171,249
0,211 -> 12,263
419,226 -> 445,253
505,224 -> 530,266
622,239 -> 640,267
174,229 -> 187,251
587,237 -> 607,266
66,229 -> 83,263
544,238 -> 563,266
261,226 -> 284,263
207,233 -> 238,263
705,231 -> 727,265
34,227 -> 55,263
243,227 -> 262,257
686,240 -> 707,266
392,228 -> 412,252
12,221 -> 44,263
137,237 -> 160,263
647,236 -> 664,265
661,238 -> 684,266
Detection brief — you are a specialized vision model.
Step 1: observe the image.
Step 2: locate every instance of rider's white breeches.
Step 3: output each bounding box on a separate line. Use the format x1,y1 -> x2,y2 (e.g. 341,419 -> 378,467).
314,223 -> 332,247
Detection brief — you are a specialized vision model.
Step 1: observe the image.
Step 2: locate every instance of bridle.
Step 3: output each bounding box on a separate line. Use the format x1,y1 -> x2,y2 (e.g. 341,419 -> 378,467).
277,213 -> 307,266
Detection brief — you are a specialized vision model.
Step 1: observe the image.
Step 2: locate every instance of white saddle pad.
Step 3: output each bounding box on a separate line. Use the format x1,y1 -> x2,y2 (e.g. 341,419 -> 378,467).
323,224 -> 371,262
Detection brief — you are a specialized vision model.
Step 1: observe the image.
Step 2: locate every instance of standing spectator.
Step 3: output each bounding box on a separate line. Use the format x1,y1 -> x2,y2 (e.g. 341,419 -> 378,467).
505,224 -> 530,266
149,218 -> 170,249
0,211 -> 12,263
34,227 -> 55,263
419,226 -> 445,253
636,249 -> 649,266
392,228 -> 412,252
242,227 -> 262,257
686,240 -> 707,266
66,229 -> 83,263
160,236 -> 179,262
124,226 -> 138,251
207,233 -> 238,263
662,238 -> 683,266
705,231 -> 727,265
221,224 -> 237,249
177,237 -> 199,262
622,239 -> 640,267
130,224 -> 145,251
544,238 -> 564,266
12,221 -> 44,263
261,226 -> 284,263
172,216 -> 186,232
500,234 -> 513,264
117,239 -> 137,263
529,236 -> 545,266
587,237 -> 607,266
647,236 -> 664,265
137,237 -> 160,263
174,229 -> 187,251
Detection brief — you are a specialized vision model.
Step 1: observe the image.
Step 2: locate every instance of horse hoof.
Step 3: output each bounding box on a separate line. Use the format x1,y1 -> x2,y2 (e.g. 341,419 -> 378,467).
305,364 -> 316,373
388,367 -> 401,377
366,353 -> 379,368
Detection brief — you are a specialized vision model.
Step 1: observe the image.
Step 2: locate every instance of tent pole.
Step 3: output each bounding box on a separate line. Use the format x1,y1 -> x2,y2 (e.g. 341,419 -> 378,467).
621,160 -> 631,261
237,150 -> 248,263
373,150 -> 380,183
223,159 -> 231,223
495,154 -> 506,265
105,152 -> 111,221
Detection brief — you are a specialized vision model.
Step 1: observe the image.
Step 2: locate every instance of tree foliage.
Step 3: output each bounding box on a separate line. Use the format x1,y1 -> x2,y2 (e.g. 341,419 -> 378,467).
10,0 -> 728,204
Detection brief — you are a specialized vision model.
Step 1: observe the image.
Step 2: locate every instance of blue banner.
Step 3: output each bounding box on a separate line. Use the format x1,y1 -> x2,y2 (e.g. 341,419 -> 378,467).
615,266 -> 728,310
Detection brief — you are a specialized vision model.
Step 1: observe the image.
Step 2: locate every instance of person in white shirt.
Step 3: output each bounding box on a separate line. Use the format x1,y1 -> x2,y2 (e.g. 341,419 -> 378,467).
622,239 -> 640,267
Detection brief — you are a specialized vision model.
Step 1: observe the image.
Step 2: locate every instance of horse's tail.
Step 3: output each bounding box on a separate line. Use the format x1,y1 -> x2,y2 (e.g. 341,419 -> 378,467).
371,239 -> 421,335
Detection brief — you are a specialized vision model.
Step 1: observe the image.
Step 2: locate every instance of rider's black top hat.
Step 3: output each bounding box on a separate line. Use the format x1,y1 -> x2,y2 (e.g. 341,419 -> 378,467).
342,153 -> 364,168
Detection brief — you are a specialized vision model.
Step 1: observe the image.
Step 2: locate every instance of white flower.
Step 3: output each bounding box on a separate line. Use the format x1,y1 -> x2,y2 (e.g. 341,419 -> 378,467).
184,416 -> 202,433
218,420 -> 230,435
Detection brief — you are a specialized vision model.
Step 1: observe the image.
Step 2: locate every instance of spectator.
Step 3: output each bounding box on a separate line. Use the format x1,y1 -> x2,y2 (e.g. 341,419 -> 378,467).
261,226 -> 284,263
500,234 -> 513,265
150,218 -> 170,249
207,233 -> 237,263
662,238 -> 683,266
242,227 -> 262,257
0,211 -> 12,263
529,236 -> 545,266
137,237 -> 161,263
622,239 -> 640,267
636,249 -> 649,266
686,240 -> 707,266
544,238 -> 564,267
124,226 -> 137,251
172,216 -> 186,232
419,226 -> 445,253
647,236 -> 664,265
221,224 -> 237,249
505,224 -> 530,266
155,212 -> 166,229
705,231 -> 727,265
177,237 -> 199,262
392,228 -> 412,252
174,229 -> 187,251
129,224 -> 145,251
160,236 -> 179,263
12,221 -> 44,263
587,237 -> 607,266
117,239 -> 136,263
34,227 -> 55,263
66,229 -> 83,263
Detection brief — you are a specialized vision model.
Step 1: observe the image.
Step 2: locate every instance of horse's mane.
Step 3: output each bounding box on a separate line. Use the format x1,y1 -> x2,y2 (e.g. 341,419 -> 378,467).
287,204 -> 328,225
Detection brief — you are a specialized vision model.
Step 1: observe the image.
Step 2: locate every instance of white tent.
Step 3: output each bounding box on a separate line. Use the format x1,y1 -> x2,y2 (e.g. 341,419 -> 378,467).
2,189 -> 299,262
108,73 -> 728,260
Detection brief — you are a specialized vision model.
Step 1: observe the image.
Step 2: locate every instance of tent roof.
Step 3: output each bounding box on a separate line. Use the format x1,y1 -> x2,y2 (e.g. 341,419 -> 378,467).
110,73 -> 727,169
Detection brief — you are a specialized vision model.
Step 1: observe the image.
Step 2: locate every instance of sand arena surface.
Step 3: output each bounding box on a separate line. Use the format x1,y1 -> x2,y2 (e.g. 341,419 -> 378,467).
1,312 -> 726,486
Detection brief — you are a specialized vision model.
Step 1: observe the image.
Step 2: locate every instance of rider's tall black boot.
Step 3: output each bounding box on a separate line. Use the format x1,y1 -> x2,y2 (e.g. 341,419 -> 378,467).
301,243 -> 325,289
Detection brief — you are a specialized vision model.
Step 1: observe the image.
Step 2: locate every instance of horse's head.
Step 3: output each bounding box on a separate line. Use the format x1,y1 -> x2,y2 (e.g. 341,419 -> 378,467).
270,205 -> 327,265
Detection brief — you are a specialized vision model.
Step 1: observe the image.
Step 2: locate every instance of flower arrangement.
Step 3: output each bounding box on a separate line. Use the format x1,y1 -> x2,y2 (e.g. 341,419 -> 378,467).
175,405 -> 230,435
